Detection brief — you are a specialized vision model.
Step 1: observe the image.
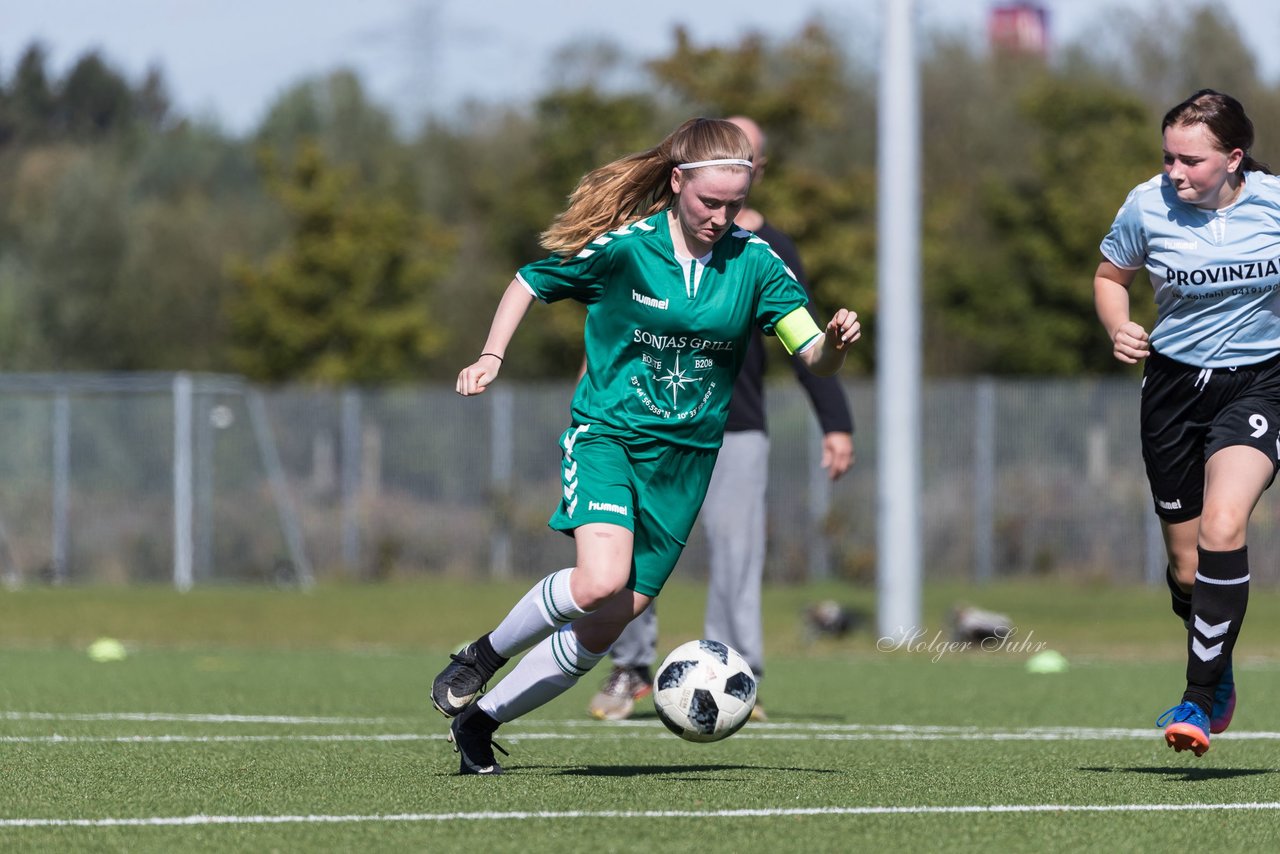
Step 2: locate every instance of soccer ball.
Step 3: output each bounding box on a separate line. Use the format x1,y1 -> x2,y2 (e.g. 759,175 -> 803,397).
653,639 -> 757,743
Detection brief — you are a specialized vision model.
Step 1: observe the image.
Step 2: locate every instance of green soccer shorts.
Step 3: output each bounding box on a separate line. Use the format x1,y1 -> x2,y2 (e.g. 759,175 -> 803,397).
548,424 -> 718,597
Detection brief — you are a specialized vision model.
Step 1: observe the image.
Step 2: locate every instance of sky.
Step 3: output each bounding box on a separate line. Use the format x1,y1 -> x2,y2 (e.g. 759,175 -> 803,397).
2,0 -> 1279,136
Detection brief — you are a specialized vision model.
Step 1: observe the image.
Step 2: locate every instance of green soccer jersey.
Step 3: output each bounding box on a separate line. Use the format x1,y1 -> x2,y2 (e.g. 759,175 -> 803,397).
517,210 -> 810,450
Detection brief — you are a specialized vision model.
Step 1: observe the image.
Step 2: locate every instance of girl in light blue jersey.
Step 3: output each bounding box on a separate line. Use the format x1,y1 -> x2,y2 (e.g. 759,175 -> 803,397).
1095,89 -> 1280,757
430,117 -> 861,774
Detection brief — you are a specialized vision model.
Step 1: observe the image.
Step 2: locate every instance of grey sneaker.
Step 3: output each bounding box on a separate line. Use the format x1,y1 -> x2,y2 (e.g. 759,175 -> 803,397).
448,705 -> 508,775
587,666 -> 653,721
431,641 -> 504,718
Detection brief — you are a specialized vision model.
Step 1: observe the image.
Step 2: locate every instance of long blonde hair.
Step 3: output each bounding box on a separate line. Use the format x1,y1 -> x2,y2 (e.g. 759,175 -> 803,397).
540,117 -> 753,257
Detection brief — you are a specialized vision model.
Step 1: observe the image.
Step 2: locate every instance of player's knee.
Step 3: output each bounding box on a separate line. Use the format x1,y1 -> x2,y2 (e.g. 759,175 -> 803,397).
1168,558 -> 1196,590
1197,507 -> 1247,552
569,565 -> 628,610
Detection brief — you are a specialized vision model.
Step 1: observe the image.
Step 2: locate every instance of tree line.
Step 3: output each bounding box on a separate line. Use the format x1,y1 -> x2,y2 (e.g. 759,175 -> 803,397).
1,3 -> 1276,382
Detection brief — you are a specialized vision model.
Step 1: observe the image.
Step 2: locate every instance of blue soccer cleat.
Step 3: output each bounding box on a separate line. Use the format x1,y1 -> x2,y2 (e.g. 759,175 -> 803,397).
1156,701 -> 1210,756
1210,662 -> 1236,734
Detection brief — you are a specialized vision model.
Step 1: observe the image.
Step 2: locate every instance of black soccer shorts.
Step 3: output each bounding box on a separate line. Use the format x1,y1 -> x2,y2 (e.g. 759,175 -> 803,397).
1140,349 -> 1280,522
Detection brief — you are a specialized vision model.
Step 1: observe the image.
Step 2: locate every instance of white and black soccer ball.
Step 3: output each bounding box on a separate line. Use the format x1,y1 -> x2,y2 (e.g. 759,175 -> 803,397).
653,639 -> 757,743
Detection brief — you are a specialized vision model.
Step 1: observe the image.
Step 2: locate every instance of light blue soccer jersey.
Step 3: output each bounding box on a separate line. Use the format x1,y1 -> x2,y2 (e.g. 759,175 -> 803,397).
517,211 -> 809,450
1100,170 -> 1280,368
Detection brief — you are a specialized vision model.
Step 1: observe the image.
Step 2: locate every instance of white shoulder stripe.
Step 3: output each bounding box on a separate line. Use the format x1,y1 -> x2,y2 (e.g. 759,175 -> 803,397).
745,237 -> 794,277
587,219 -> 656,247
515,273 -> 542,297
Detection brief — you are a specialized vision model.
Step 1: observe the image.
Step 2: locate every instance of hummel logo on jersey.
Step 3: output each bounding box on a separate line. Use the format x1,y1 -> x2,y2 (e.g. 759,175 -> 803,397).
1157,238 -> 1198,251
1157,498 -> 1182,511
632,290 -> 669,310
588,500 -> 629,516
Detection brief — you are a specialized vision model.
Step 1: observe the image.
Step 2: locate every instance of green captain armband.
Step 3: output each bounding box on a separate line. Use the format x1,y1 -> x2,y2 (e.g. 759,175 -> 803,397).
775,307 -> 822,355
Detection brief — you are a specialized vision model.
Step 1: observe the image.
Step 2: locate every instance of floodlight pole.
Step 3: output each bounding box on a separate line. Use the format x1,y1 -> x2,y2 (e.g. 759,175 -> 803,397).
876,0 -> 923,641
173,373 -> 194,592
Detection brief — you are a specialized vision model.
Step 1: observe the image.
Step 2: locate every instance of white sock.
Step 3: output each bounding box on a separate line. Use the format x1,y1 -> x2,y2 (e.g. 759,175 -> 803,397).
488,568 -> 589,659
479,624 -> 608,722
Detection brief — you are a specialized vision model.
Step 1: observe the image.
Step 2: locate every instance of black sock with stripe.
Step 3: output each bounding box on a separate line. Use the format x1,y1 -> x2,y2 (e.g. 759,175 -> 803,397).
1182,546 -> 1249,716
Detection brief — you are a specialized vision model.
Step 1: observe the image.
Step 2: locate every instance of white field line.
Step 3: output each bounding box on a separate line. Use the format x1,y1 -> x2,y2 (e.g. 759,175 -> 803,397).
3,802 -> 1280,828
0,734 -> 434,744
6,711 -> 1280,742
4,725 -> 1280,744
3,713 -> 1279,829
5,711 -> 1280,743
1,711 -> 392,725
11,711 -> 1280,743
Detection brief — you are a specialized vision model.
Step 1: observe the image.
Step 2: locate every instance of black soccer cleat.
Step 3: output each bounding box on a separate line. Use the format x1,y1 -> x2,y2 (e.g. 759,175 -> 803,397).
448,704 -> 509,776
431,640 -> 505,718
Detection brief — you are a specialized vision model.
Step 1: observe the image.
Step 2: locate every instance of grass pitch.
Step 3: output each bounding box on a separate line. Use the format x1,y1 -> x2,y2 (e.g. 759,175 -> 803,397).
1,578 -> 1278,852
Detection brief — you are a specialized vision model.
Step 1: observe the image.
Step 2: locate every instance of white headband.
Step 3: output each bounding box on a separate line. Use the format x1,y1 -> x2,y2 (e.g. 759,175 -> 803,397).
677,158 -> 753,170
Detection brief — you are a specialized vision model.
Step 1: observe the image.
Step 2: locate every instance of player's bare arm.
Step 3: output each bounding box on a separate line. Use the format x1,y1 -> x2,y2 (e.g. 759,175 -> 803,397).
1093,260 -> 1149,364
456,279 -> 535,396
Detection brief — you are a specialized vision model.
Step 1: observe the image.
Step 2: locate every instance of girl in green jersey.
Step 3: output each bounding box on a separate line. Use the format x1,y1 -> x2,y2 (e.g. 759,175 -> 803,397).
432,117 -> 860,774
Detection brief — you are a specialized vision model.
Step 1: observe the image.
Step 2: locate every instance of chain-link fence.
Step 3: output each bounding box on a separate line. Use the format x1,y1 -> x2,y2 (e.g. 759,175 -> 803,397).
2,372 -> 1276,588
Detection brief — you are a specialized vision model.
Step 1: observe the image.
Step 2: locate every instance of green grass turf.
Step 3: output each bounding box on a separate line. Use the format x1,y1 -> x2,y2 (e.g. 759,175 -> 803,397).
0,578 -> 1278,852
